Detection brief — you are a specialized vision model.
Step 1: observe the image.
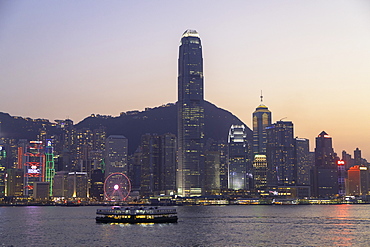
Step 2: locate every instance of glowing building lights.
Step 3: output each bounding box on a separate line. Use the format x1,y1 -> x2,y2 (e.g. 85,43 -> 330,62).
45,139 -> 55,196
337,160 -> 345,166
177,29 -> 204,197
24,141 -> 45,196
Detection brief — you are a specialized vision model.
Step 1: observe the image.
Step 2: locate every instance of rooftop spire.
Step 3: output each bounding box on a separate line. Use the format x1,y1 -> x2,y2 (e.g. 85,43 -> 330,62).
255,90 -> 269,110
260,90 -> 263,103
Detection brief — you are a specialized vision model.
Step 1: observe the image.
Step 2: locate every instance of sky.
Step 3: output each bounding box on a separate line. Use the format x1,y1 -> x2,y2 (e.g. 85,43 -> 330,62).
1,1 -> 370,158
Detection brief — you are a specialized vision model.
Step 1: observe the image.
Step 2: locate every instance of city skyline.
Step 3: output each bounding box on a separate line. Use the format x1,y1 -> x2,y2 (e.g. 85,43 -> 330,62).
1,1 -> 370,157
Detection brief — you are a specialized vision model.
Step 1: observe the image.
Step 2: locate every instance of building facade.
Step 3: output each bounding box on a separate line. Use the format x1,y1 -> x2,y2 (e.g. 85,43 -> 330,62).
252,99 -> 271,155
160,133 -> 177,194
346,165 -> 368,196
177,29 -> 205,197
295,138 -> 311,185
253,154 -> 268,189
104,135 -> 128,177
312,131 -> 338,198
228,125 -> 252,190
266,121 -> 296,186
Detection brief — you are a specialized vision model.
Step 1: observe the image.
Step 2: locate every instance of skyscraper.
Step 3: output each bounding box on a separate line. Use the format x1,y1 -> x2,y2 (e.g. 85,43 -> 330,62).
177,30 -> 205,197
266,121 -> 296,186
23,141 -> 44,196
295,138 -> 311,185
253,154 -> 268,189
160,133 -> 177,194
104,135 -> 128,177
312,131 -> 338,198
346,165 -> 368,196
139,133 -> 177,196
228,125 -> 252,190
354,147 -> 362,165
140,133 -> 160,196
252,95 -> 271,155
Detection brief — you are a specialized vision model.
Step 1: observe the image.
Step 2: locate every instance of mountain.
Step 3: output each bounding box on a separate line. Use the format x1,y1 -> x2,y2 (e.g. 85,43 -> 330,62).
0,101 -> 251,154
0,112 -> 56,140
76,101 -> 251,154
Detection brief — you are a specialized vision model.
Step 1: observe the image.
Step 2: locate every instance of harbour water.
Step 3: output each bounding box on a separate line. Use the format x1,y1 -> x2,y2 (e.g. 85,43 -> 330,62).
1,204 -> 370,246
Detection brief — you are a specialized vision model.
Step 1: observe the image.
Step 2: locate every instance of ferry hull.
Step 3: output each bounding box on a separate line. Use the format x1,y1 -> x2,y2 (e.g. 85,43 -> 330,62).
96,216 -> 178,224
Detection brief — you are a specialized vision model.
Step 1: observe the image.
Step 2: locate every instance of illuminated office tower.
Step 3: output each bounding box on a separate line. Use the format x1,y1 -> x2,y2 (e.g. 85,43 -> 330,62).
337,160 -> 346,196
266,121 -> 296,186
138,133 -> 177,196
104,135 -> 128,177
89,127 -> 106,172
218,141 -> 228,190
93,127 -> 106,152
75,128 -> 93,172
177,29 -> 205,197
228,125 -> 252,190
5,168 -> 23,197
252,95 -> 271,155
17,139 -> 28,170
253,154 -> 268,189
312,131 -> 338,198
346,165 -> 368,196
295,138 -> 311,185
90,169 -> 104,201
67,171 -> 88,199
45,139 -> 55,196
23,141 -> 44,196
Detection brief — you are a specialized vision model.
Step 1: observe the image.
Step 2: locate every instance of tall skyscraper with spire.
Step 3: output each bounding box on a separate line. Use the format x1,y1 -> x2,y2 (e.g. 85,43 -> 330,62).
252,93 -> 271,155
177,30 -> 205,197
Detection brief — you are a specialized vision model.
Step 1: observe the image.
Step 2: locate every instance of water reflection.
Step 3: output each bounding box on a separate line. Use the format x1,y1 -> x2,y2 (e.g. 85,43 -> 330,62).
329,205 -> 354,246
1,205 -> 370,246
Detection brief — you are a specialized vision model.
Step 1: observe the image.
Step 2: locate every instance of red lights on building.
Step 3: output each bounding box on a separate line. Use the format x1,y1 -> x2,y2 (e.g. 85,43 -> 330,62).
337,160 -> 345,166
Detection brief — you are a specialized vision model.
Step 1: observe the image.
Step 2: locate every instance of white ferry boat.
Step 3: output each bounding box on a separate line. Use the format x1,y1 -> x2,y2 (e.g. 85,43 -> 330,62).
96,206 -> 178,223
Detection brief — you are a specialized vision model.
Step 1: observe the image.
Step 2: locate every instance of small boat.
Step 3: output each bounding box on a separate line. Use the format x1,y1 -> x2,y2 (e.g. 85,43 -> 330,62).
96,206 -> 178,224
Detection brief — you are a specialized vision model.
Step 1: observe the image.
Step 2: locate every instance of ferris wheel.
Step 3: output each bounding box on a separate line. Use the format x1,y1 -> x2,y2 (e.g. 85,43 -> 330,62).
104,172 -> 131,201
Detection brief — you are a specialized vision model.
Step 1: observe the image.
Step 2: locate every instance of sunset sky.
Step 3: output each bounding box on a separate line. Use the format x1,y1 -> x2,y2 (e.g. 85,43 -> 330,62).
1,1 -> 369,158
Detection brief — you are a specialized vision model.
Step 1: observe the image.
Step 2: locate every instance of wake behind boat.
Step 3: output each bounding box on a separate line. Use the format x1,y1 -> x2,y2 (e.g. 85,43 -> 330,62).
96,206 -> 178,224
